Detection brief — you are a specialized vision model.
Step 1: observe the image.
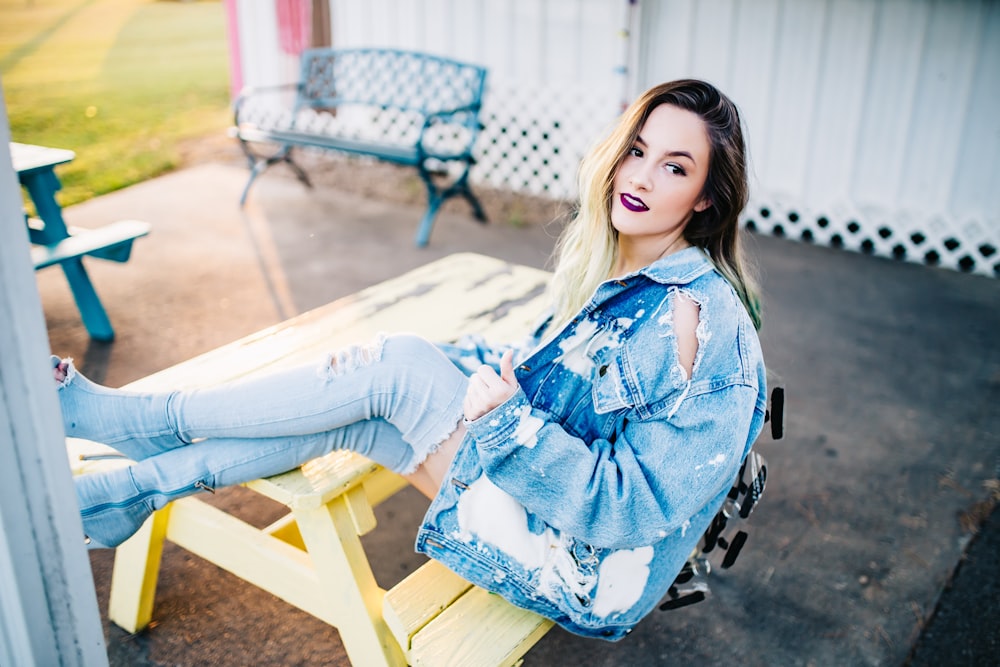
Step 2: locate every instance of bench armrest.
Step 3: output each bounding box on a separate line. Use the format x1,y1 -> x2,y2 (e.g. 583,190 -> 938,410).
423,105 -> 484,130
417,105 -> 484,159
232,82 -> 303,123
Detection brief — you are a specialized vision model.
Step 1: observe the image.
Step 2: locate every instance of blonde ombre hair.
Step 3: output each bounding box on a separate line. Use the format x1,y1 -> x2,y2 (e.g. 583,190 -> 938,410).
549,80 -> 762,331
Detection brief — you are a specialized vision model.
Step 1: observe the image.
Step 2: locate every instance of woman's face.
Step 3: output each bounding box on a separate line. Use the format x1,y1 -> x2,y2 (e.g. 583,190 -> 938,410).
611,103 -> 712,247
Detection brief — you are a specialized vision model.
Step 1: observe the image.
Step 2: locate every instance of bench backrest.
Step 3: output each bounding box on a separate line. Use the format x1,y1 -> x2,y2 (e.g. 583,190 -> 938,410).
297,48 -> 488,117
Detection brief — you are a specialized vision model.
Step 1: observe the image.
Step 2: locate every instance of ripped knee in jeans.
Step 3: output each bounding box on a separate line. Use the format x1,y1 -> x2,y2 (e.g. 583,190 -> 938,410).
319,333 -> 388,380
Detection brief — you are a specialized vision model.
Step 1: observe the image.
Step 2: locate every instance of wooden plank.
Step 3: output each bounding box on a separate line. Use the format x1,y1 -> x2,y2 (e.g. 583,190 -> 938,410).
108,505 -> 172,633
409,586 -> 554,667
292,498 -> 405,666
123,253 -> 548,392
247,450 -> 380,509
343,484 -> 377,535
362,468 -> 409,506
382,560 -> 473,654
163,497 -> 332,624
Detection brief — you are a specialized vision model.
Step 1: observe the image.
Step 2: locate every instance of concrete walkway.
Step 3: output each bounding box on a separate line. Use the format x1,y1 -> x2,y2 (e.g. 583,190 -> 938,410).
40,163 -> 999,666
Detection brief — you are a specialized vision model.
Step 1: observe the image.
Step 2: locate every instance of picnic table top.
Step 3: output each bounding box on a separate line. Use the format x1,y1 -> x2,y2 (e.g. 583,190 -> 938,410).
10,141 -> 76,175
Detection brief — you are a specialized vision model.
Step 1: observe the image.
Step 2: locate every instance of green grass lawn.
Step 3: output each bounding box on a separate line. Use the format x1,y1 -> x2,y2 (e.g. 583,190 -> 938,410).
1,0 -> 231,208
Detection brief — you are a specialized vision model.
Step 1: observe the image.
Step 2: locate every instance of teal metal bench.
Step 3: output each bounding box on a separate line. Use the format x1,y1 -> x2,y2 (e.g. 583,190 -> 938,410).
232,48 -> 490,247
12,142 -> 150,342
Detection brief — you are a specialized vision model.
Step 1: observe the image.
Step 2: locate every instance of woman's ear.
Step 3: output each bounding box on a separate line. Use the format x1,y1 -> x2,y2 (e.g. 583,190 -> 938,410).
694,197 -> 712,213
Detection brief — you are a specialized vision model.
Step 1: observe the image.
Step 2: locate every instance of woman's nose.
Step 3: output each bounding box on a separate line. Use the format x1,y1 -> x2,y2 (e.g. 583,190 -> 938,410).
628,165 -> 652,191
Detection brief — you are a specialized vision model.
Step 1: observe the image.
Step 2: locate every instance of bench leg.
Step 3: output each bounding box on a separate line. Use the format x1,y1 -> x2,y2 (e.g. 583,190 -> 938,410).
239,146 -> 312,207
293,496 -> 406,667
460,183 -> 488,223
282,151 -> 313,190
60,258 -> 115,341
239,159 -> 268,207
414,162 -> 487,246
414,196 -> 444,248
107,506 -> 172,633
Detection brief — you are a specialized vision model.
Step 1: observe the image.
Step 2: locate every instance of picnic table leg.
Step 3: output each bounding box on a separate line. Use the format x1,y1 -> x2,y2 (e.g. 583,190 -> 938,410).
293,496 -> 406,667
60,257 -> 115,341
107,506 -> 172,632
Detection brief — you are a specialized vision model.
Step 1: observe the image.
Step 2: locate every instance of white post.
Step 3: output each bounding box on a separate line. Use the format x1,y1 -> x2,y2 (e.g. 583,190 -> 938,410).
0,80 -> 108,666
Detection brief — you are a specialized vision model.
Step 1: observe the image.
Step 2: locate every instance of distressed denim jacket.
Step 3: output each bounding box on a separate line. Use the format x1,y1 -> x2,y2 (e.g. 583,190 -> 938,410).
418,247 -> 767,640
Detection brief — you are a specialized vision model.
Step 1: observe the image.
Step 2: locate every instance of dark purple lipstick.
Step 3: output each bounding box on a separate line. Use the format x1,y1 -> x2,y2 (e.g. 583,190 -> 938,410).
620,193 -> 648,212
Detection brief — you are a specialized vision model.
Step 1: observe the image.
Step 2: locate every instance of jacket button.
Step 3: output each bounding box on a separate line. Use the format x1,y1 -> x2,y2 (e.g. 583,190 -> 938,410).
599,365 -> 608,377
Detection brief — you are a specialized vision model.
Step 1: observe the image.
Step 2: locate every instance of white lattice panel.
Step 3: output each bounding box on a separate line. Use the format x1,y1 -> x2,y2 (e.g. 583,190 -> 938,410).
473,82 -> 618,200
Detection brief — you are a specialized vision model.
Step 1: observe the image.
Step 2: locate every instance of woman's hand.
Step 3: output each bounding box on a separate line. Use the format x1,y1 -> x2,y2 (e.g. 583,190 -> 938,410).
463,349 -> 519,421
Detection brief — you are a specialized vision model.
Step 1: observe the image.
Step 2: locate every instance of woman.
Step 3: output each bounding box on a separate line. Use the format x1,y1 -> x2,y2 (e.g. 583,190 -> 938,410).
55,79 -> 767,640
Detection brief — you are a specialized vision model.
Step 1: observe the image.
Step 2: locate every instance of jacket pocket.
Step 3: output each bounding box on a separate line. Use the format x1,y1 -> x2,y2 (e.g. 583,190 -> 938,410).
591,350 -> 634,414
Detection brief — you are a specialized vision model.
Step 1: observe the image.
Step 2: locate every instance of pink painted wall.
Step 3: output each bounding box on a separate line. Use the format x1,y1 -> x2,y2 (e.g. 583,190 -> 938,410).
223,0 -> 242,98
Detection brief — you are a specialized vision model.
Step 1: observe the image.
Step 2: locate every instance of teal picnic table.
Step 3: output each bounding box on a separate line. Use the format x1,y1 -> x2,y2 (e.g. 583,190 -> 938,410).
12,142 -> 150,341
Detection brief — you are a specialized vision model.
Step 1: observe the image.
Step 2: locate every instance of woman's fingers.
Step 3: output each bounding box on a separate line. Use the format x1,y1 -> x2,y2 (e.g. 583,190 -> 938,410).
463,381 -> 491,421
499,349 -> 516,384
464,353 -> 521,422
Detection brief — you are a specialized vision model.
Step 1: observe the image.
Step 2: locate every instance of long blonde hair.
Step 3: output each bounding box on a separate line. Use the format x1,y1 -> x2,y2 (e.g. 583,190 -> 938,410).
549,80 -> 762,331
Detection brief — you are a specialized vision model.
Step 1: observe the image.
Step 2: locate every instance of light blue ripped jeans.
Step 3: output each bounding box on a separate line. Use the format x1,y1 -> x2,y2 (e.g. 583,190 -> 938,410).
57,334 -> 468,547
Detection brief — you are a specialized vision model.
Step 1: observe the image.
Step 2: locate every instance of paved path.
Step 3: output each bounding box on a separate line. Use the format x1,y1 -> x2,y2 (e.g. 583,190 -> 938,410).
41,163 -> 999,666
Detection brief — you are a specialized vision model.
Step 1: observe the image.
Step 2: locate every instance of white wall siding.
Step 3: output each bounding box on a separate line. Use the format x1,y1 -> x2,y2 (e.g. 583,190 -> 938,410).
236,1 -> 297,86
636,0 -> 999,276
324,0 -> 628,198
232,0 -> 999,276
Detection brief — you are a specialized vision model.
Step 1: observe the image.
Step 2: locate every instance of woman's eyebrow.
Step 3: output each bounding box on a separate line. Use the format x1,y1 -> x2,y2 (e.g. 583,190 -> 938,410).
635,135 -> 697,164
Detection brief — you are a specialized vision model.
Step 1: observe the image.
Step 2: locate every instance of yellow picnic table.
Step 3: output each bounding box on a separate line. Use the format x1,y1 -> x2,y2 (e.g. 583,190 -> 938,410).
90,253 -> 555,667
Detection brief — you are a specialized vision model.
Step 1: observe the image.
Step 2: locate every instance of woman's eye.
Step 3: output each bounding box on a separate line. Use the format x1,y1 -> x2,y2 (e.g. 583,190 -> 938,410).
665,163 -> 687,176
629,146 -> 643,158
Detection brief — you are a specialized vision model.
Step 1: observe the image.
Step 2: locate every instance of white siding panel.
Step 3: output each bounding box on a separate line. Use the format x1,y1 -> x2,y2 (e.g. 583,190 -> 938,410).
729,0 -> 781,190
423,0 -> 458,54
762,0 -> 826,199
638,0 -> 695,86
329,1 -> 364,47
370,0 -> 397,46
805,0 -> 876,209
690,0 -> 737,89
393,1 -> 423,50
482,2 -> 516,80
237,0 -> 290,87
545,0 -> 575,82
951,1 -> 1000,223
851,0 -> 928,208
898,2 -> 983,214
451,0 -> 485,63
512,0 -> 546,84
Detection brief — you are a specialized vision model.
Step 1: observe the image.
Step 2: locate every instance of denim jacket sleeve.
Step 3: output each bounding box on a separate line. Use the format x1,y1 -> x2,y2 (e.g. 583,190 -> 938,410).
464,380 -> 761,550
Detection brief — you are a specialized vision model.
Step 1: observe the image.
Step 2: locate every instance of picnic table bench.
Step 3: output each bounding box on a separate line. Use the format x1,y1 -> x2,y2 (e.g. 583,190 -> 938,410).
74,253 -> 783,666
231,48 -> 490,247
12,142 -> 150,341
